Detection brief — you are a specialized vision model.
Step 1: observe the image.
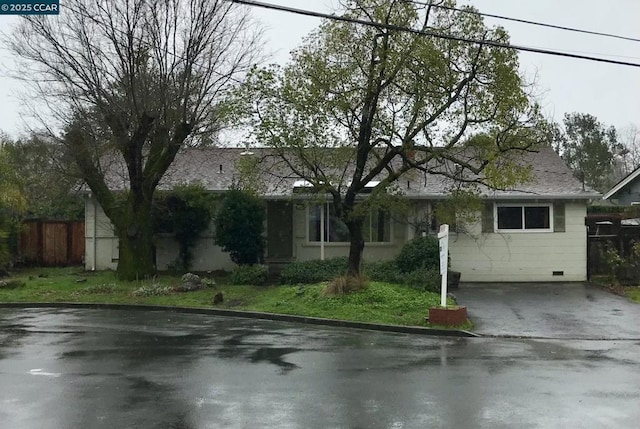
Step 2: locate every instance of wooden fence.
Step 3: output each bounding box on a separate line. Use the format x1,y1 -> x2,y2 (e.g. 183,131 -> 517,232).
19,220 -> 85,266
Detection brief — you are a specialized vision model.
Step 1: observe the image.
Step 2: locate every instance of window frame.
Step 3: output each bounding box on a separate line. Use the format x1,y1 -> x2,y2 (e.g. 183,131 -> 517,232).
494,203 -> 554,233
307,203 -> 393,244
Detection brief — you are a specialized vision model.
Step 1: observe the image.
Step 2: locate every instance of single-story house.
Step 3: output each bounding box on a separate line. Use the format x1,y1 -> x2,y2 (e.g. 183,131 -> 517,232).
85,146 -> 600,282
603,166 -> 640,205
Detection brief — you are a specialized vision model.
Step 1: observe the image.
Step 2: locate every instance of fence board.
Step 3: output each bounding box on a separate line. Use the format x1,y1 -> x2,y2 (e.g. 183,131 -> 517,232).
19,221 -> 85,266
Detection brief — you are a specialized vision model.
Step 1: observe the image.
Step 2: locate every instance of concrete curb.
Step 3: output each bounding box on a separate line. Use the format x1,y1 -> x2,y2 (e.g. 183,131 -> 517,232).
0,302 -> 479,338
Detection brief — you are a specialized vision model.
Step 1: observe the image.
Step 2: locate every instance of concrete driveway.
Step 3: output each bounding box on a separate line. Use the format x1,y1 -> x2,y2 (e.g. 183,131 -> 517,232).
454,282 -> 640,339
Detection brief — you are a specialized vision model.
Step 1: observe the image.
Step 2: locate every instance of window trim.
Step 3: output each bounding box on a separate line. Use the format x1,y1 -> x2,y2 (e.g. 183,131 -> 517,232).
494,203 -> 554,233
306,203 -> 393,244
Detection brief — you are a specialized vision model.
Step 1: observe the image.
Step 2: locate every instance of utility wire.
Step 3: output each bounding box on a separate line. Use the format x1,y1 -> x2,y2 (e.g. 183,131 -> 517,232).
232,0 -> 640,68
407,0 -> 640,43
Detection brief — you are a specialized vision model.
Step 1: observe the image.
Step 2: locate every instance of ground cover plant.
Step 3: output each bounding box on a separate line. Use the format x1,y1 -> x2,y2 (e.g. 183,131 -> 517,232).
627,288 -> 640,303
0,267 -> 453,327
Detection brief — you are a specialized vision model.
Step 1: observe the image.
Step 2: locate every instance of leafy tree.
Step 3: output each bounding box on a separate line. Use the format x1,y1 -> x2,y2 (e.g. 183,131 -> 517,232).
2,134 -> 83,220
214,189 -> 265,265
6,0 -> 260,279
237,0 -> 542,277
152,184 -> 216,271
0,136 -> 26,267
554,112 -> 618,192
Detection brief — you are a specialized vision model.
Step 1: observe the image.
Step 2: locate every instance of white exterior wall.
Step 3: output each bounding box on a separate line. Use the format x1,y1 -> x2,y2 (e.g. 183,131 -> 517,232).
449,202 -> 588,282
86,196 -> 588,281
155,230 -> 235,272
85,197 -> 235,272
84,197 -> 119,271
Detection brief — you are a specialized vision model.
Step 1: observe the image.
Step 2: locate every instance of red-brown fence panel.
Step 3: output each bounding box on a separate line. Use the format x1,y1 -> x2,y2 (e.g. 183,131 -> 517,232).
19,220 -> 85,266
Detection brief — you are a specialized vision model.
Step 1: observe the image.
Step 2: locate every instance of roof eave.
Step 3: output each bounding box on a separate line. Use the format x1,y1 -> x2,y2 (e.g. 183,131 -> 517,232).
603,167 -> 640,200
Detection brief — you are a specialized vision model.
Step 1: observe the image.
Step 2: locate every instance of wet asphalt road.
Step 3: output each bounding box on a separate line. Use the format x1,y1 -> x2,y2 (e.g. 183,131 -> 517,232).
1,308 -> 640,429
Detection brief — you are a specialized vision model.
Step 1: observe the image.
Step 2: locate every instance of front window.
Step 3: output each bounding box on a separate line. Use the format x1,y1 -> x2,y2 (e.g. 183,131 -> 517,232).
308,204 -> 391,243
496,204 -> 552,232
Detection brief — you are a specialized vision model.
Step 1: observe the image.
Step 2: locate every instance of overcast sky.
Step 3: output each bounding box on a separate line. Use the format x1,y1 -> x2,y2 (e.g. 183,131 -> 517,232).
1,0 -> 639,139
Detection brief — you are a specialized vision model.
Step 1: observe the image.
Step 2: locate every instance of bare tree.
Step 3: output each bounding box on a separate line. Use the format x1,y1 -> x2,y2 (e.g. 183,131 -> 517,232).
617,124 -> 640,176
6,0 -> 261,279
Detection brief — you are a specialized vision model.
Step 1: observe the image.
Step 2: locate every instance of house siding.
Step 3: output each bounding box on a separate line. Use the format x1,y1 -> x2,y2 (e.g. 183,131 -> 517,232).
85,197 -> 235,272
84,197 -> 119,271
155,231 -> 235,272
86,197 -> 589,282
449,202 -> 588,282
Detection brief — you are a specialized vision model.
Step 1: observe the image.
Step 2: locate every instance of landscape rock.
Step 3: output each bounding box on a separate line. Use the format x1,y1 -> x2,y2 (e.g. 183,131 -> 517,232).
175,272 -> 207,292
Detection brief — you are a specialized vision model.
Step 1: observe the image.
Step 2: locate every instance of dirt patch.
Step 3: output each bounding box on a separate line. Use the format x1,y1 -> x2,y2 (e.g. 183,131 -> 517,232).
596,282 -> 631,297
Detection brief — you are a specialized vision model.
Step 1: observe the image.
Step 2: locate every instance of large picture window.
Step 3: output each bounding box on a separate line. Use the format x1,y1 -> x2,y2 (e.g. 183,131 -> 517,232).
496,204 -> 552,232
308,204 -> 391,243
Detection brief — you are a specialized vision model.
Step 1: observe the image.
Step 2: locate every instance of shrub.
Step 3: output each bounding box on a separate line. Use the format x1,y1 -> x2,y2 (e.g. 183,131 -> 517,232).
214,190 -> 265,265
230,264 -> 269,285
364,260 -> 441,292
280,257 -> 348,285
323,275 -> 369,296
364,260 -> 403,283
402,268 -> 441,292
395,235 -> 440,273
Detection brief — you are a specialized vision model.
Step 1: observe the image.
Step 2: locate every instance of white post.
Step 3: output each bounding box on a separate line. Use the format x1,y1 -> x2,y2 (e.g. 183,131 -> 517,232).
438,224 -> 450,308
320,203 -> 325,261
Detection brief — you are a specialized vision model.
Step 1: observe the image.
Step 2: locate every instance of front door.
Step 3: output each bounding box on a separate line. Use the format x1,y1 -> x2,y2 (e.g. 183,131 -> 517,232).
267,201 -> 293,259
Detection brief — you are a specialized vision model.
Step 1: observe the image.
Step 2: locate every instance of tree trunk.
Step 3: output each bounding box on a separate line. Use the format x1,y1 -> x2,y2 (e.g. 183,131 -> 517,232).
346,219 -> 365,277
115,205 -> 155,280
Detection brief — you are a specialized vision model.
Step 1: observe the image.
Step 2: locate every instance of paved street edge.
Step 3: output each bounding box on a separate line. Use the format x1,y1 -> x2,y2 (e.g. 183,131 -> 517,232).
0,302 -> 479,337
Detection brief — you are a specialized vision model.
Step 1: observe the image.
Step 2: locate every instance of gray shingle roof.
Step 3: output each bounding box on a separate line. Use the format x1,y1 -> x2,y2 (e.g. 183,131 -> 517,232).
103,146 -> 600,200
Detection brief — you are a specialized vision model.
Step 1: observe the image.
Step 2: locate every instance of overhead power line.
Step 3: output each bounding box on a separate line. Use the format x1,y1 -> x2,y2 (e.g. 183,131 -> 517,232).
408,0 -> 640,43
232,0 -> 640,68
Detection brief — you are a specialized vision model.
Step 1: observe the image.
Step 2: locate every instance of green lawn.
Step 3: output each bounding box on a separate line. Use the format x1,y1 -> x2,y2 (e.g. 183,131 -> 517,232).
0,267 -> 456,327
627,287 -> 640,304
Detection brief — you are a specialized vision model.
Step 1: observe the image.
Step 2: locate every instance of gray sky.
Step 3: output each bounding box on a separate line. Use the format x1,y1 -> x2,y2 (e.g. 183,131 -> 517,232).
1,0 -> 639,139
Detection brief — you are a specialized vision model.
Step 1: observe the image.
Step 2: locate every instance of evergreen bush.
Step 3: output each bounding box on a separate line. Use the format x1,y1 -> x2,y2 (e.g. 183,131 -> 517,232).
229,264 -> 269,285
394,235 -> 440,273
280,257 -> 348,284
214,190 -> 265,265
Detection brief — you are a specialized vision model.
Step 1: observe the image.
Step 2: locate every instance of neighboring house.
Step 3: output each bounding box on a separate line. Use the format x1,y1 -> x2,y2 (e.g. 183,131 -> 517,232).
602,166 -> 640,205
85,146 -> 600,282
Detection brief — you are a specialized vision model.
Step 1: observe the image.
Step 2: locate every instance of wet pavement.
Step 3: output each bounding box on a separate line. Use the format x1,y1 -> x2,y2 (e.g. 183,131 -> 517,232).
1,308 -> 640,428
454,282 -> 640,339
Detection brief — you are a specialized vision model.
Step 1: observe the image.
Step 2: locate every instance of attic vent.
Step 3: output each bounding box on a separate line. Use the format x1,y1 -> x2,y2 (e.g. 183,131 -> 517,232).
552,271 -> 564,276
218,164 -> 223,174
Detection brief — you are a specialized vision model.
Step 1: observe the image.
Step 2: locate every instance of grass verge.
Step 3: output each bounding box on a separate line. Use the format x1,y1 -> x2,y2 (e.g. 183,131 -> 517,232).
591,276 -> 640,304
0,267 -> 458,328
626,287 -> 640,304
